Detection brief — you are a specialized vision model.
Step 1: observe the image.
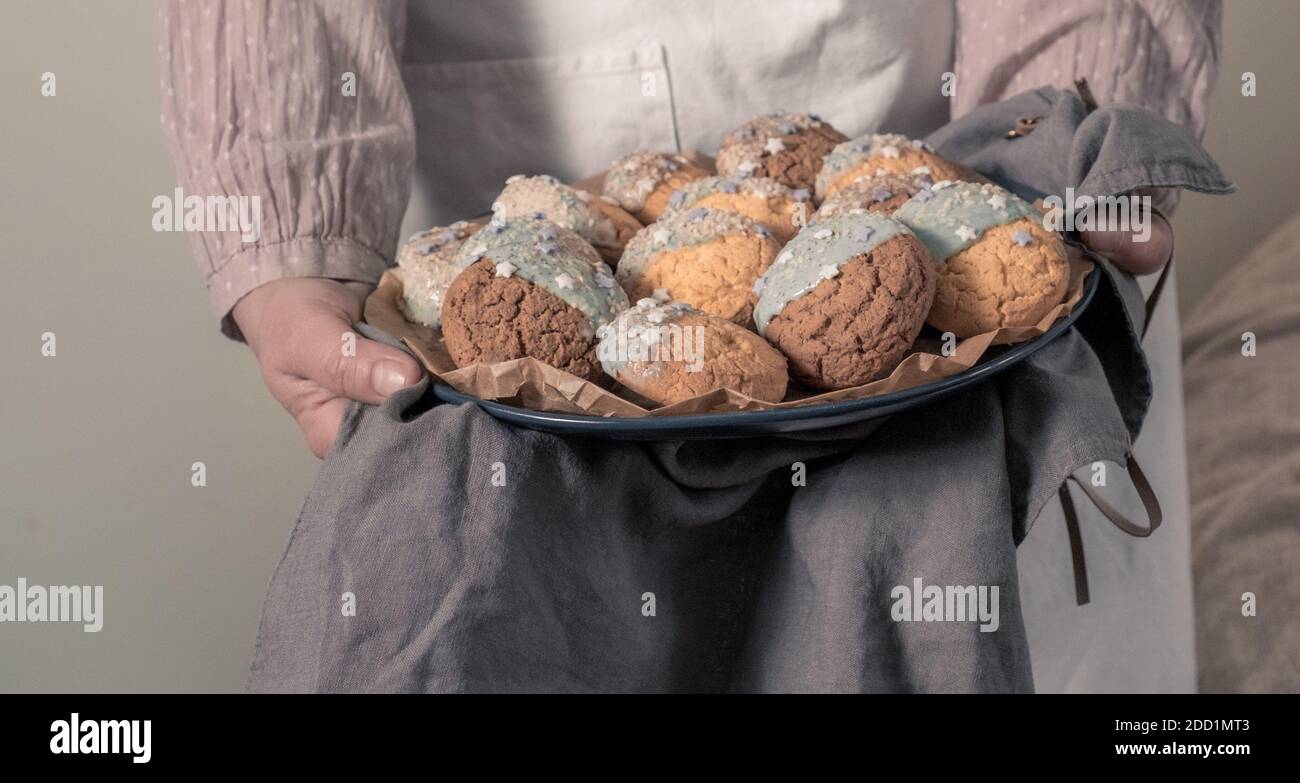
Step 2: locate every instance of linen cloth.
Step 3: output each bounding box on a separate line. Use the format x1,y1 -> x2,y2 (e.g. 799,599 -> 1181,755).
248,89 -> 1230,692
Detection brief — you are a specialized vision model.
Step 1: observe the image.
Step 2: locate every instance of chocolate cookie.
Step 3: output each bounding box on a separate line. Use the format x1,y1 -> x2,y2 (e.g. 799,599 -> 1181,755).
894,181 -> 1069,337
813,171 -> 933,220
815,133 -> 983,200
493,174 -> 642,265
602,151 -> 711,223
661,176 -> 809,244
597,298 -> 789,405
441,217 -> 629,383
394,220 -> 482,328
755,213 -> 936,390
716,111 -> 848,192
616,207 -> 782,327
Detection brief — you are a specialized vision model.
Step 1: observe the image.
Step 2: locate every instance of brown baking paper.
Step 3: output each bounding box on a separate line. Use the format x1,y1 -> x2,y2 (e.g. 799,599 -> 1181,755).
365,254 -> 1094,418
366,151 -> 1093,417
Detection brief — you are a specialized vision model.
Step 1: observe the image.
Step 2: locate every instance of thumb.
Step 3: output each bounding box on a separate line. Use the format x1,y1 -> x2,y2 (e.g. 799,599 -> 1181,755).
310,320 -> 423,404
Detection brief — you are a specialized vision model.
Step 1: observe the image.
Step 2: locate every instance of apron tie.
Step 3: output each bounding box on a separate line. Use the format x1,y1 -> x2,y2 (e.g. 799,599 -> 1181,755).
1058,455 -> 1163,605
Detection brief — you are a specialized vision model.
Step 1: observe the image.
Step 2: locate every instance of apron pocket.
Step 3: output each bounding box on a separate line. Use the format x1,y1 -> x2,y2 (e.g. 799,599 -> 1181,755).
401,43 -> 678,233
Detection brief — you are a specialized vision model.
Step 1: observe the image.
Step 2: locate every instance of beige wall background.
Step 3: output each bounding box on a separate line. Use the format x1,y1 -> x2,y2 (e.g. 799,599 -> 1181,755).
1,1 -> 1296,692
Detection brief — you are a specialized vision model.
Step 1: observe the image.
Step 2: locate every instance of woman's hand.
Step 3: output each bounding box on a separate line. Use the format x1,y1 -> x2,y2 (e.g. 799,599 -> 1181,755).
233,278 -> 422,458
1077,194 -> 1174,276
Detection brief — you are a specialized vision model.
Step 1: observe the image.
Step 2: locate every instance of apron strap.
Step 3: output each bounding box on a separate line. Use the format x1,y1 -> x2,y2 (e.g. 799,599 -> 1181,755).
1058,455 -> 1164,605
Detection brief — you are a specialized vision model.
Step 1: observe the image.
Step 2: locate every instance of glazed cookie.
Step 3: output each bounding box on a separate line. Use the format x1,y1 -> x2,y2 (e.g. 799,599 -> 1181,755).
602,151 -> 711,223
661,176 -> 808,244
492,174 -> 642,265
755,212 -> 936,390
894,181 -> 1069,337
616,207 -> 782,327
813,171 -> 932,220
441,218 -> 629,383
715,111 -> 848,192
815,133 -> 982,200
597,298 -> 789,405
394,220 -> 482,328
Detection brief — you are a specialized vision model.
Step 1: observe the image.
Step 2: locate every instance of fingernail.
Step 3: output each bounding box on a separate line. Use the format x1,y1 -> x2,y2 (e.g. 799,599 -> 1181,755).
372,361 -> 414,397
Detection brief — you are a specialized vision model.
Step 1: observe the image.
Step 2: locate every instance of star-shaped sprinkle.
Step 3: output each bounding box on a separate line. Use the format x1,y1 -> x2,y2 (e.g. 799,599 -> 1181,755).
852,226 -> 875,243
913,189 -> 935,203
636,177 -> 657,192
653,228 -> 671,245
987,194 -> 1007,210
494,261 -> 517,278
554,273 -> 575,290
669,190 -> 687,208
1012,229 -> 1034,247
881,145 -> 900,158
415,243 -> 436,255
764,137 -> 787,155
688,207 -> 708,221
752,277 -> 766,296
955,225 -> 978,242
737,160 -> 759,176
637,297 -> 657,309
818,264 -> 841,280
871,187 -> 892,203
814,229 -> 833,239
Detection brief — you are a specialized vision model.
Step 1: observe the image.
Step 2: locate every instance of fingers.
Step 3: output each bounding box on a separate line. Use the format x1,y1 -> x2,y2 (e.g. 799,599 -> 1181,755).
238,278 -> 425,458
297,396 -> 351,459
1079,209 -> 1173,277
281,301 -> 422,406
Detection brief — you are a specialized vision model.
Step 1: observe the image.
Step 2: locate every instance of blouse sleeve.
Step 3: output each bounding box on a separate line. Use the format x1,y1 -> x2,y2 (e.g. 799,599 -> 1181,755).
952,0 -> 1223,206
158,0 -> 416,339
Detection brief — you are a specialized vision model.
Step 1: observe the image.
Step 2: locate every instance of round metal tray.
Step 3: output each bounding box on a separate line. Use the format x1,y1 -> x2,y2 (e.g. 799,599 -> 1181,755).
432,267 -> 1099,440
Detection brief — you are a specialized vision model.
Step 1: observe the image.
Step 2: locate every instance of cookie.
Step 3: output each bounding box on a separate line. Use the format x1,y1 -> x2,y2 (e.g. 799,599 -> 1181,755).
894,181 -> 1069,337
661,176 -> 809,244
813,171 -> 932,220
715,111 -> 848,192
755,212 -> 936,390
493,174 -> 642,266
602,151 -> 711,223
815,133 -> 983,200
394,220 -> 483,328
597,298 -> 789,405
441,218 -> 629,383
616,207 -> 782,327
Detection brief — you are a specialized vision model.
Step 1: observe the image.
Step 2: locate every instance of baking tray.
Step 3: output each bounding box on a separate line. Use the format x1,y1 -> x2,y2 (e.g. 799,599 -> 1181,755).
428,262 -> 1100,440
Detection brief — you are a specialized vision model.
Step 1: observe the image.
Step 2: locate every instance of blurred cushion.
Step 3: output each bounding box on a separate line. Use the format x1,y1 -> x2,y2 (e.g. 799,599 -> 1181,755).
1183,210 -> 1300,692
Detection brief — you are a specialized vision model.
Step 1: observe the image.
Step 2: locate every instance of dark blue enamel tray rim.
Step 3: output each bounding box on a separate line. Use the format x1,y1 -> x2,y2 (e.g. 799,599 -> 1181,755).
432,266 -> 1099,439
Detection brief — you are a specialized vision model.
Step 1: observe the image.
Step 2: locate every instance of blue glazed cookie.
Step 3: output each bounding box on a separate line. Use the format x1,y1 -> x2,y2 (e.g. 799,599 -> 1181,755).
894,181 -> 1069,336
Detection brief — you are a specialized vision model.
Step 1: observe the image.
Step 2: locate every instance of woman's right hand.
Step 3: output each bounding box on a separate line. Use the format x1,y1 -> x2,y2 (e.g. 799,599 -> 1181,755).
232,278 -> 422,458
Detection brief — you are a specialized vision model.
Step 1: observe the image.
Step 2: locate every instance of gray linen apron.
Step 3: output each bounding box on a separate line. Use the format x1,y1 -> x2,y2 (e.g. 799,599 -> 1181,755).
247,84 -> 1231,692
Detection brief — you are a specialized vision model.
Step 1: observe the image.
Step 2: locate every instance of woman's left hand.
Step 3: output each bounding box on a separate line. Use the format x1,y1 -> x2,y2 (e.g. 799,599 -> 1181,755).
1077,198 -> 1174,276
